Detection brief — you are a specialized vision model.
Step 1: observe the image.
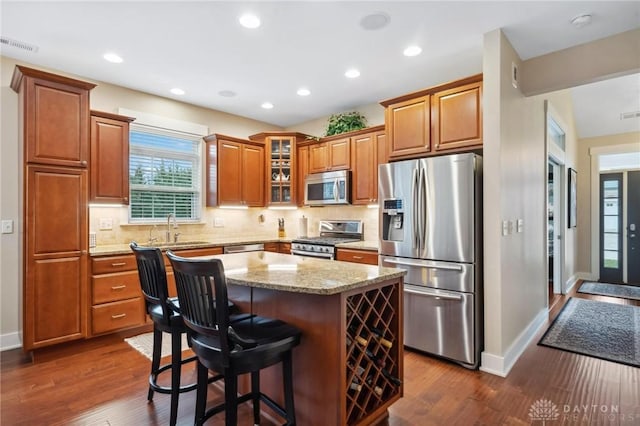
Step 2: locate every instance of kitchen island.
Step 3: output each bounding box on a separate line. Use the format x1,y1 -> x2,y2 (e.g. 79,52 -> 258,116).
199,251 -> 405,426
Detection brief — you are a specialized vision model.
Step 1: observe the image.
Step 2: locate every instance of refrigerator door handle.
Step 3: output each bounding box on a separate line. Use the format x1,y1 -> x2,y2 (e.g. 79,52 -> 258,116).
419,165 -> 427,250
333,179 -> 339,202
384,258 -> 464,271
404,286 -> 463,301
412,165 -> 419,249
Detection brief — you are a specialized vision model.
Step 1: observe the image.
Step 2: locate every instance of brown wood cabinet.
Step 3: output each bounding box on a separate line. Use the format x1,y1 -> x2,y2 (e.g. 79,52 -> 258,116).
90,254 -> 145,335
308,137 -> 351,173
205,134 -> 265,207
335,248 -> 379,265
164,247 -> 223,297
90,111 -> 135,204
381,74 -> 483,160
385,95 -> 431,159
263,242 -> 291,254
432,80 -> 483,152
12,66 -> 96,351
350,126 -> 385,205
296,144 -> 309,206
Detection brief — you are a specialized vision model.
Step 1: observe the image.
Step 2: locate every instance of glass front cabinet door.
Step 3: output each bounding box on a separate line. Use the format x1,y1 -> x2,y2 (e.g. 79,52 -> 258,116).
268,137 -> 293,204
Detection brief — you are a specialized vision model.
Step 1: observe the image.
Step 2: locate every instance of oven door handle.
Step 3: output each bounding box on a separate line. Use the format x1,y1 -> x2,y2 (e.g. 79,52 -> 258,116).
291,249 -> 333,259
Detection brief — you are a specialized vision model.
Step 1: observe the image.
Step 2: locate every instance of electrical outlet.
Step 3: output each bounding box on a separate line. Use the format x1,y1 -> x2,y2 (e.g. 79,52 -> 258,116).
1,220 -> 14,234
99,218 -> 113,230
214,217 -> 224,227
502,220 -> 509,236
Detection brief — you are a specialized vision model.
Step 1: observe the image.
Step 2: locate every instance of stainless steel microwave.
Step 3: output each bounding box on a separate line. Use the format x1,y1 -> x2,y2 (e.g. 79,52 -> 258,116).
304,170 -> 351,206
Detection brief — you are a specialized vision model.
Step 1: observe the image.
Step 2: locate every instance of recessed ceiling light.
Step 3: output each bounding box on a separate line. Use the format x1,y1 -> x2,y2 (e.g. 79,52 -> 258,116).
360,12 -> 390,31
218,90 -> 237,97
170,88 -> 185,95
103,52 -> 123,63
239,13 -> 261,29
297,88 -> 311,96
403,45 -> 422,57
261,102 -> 274,109
570,13 -> 592,28
345,69 -> 360,79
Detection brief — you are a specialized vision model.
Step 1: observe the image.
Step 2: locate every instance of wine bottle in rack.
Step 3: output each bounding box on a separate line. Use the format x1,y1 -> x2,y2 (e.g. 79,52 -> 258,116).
364,348 -> 386,368
369,326 -> 393,349
347,325 -> 369,346
349,379 -> 362,392
381,367 -> 402,387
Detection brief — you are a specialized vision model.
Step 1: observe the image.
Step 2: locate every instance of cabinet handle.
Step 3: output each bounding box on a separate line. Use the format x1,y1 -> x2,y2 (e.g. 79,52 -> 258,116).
111,285 -> 126,290
111,313 -> 127,319
111,262 -> 127,267
352,256 -> 364,260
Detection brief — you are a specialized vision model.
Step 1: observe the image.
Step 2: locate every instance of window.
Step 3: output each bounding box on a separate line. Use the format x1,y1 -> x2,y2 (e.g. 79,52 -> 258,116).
129,124 -> 201,222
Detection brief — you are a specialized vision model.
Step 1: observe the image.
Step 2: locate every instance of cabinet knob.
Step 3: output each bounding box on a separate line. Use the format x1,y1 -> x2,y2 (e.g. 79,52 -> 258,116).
81,250 -> 87,255
81,160 -> 87,166
123,196 -> 128,202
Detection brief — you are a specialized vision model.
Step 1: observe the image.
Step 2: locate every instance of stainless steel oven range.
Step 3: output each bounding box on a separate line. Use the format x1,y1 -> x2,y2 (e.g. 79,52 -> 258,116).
290,219 -> 363,259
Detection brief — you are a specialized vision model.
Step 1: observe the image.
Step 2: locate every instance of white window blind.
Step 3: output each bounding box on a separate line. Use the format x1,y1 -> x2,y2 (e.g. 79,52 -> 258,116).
129,124 -> 201,222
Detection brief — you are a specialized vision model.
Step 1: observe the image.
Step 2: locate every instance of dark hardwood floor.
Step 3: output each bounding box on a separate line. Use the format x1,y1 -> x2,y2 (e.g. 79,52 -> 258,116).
2,282 -> 638,425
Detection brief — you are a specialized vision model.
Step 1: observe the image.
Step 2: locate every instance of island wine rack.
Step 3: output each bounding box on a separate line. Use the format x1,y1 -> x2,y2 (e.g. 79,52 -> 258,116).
345,282 -> 402,424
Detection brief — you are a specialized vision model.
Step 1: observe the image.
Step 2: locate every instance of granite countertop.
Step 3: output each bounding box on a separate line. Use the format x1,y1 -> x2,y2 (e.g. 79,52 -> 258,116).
90,236 -> 293,256
197,251 -> 405,295
335,240 -> 379,252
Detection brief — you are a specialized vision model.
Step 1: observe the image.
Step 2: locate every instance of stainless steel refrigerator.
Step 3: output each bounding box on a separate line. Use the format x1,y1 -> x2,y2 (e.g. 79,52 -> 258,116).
379,153 -> 482,368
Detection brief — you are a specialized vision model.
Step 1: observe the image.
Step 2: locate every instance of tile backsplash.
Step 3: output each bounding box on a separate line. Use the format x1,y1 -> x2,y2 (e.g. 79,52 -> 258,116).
89,205 -> 379,246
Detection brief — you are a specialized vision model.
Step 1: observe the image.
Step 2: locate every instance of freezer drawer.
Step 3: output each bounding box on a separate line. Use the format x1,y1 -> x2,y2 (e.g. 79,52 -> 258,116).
381,256 -> 474,293
403,284 -> 476,367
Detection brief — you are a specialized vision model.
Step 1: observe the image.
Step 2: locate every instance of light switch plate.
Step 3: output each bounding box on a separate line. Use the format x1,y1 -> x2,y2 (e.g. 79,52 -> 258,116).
1,220 -> 14,234
502,220 -> 509,236
99,218 -> 113,230
214,217 -> 224,227
517,219 -> 524,233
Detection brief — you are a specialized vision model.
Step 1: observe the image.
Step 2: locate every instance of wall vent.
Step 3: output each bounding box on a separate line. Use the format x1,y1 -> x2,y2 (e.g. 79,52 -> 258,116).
620,111 -> 640,120
0,36 -> 39,53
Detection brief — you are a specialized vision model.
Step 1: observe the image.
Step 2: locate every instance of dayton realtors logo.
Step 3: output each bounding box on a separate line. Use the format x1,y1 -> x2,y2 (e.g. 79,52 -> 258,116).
528,399 -> 560,424
528,399 -> 636,424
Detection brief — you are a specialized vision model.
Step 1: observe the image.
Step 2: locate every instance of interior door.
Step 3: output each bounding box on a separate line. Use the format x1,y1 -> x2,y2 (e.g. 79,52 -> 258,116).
628,170 -> 640,284
600,173 -> 623,283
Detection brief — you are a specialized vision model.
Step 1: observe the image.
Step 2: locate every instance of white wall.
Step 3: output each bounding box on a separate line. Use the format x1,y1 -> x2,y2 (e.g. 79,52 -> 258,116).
481,30 -> 579,376
285,102 -> 385,137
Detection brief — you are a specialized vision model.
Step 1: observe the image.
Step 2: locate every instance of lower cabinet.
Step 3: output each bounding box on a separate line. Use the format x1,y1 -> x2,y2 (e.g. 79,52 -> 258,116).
264,242 -> 291,254
336,248 -> 379,265
164,247 -> 224,297
90,255 -> 145,335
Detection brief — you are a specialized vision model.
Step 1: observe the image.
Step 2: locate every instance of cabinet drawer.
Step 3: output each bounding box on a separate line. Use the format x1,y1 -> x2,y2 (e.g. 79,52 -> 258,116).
92,255 -> 136,274
279,242 -> 291,254
162,247 -> 224,266
264,242 -> 279,252
92,271 -> 140,304
336,249 -> 378,265
92,298 -> 145,335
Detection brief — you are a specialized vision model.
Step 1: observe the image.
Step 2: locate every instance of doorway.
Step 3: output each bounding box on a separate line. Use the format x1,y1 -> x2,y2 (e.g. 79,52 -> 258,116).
548,159 -> 564,305
599,169 -> 640,284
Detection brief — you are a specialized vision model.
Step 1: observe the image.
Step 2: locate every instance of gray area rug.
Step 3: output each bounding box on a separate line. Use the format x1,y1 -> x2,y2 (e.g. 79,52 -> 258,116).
539,297 -> 640,367
125,332 -> 190,360
578,281 -> 640,301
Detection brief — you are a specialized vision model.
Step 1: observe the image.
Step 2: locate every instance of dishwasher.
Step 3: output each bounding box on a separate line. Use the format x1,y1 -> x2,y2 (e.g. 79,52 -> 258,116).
223,243 -> 265,254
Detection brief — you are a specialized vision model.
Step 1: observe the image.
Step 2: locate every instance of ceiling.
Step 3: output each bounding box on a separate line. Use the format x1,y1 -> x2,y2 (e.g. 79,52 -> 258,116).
2,1 -> 639,138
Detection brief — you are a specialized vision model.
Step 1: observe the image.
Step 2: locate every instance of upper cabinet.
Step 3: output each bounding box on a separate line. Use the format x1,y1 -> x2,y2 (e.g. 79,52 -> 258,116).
204,134 -> 265,207
350,126 -> 385,205
308,136 -> 351,174
90,111 -> 135,204
249,132 -> 309,206
381,74 -> 483,161
11,65 -> 96,168
385,95 -> 431,159
431,80 -> 482,152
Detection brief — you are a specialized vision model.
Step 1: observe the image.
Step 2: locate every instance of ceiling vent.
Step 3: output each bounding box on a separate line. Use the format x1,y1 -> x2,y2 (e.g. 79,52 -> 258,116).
0,36 -> 39,53
620,111 -> 640,120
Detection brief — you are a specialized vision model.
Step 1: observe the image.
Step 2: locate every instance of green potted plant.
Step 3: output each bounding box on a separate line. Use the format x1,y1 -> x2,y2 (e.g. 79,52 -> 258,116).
324,111 -> 367,136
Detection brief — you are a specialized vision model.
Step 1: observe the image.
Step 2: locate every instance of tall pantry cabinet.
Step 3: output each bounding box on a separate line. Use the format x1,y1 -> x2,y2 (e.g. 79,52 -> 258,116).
11,66 -> 96,351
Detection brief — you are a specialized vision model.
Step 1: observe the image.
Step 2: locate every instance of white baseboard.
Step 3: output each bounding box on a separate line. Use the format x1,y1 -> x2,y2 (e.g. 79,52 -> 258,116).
480,308 -> 548,377
575,271 -> 597,282
565,274 -> 579,293
0,332 -> 22,351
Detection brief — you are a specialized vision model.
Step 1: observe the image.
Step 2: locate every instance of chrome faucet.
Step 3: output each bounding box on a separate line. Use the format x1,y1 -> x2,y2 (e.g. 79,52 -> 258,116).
148,225 -> 158,245
166,213 -> 179,243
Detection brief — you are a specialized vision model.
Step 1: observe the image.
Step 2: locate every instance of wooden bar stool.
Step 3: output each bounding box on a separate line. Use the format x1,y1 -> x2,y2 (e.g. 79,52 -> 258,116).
167,250 -> 302,426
